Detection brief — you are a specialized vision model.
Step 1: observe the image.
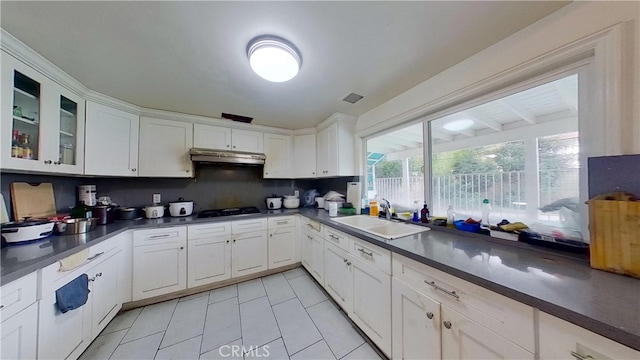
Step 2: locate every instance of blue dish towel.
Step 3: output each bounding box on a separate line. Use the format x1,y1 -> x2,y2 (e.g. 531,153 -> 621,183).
55,273 -> 90,313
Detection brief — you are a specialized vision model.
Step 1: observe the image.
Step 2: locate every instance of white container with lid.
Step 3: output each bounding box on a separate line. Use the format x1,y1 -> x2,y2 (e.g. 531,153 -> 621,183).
78,185 -> 97,206
329,201 -> 338,217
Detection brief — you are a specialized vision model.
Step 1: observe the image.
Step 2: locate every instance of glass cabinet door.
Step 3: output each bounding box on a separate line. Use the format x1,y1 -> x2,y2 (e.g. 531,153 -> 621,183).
11,71 -> 41,162
58,96 -> 77,165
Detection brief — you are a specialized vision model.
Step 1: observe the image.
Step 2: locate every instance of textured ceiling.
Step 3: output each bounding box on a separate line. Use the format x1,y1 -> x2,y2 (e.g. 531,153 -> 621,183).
0,1 -> 570,129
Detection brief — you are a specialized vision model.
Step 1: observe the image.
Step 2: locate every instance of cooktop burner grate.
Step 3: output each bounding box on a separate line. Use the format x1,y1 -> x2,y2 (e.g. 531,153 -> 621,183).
197,206 -> 261,218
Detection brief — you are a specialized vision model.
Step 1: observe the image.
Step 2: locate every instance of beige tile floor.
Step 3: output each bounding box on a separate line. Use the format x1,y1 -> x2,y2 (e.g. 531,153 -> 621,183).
79,267 -> 384,360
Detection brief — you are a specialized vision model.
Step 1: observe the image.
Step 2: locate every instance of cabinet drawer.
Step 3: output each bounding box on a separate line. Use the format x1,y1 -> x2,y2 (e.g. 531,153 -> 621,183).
232,218 -> 267,234
0,272 -> 37,322
324,226 -> 350,251
539,312 -> 640,360
89,235 -> 119,257
134,226 -> 186,246
268,216 -> 296,229
392,253 -> 534,352
300,216 -> 322,235
188,222 -> 231,239
348,237 -> 391,275
41,250 -> 118,297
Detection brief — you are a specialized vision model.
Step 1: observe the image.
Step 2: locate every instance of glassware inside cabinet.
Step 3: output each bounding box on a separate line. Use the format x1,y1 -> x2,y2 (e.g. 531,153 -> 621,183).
11,71 -> 40,161
59,95 -> 77,165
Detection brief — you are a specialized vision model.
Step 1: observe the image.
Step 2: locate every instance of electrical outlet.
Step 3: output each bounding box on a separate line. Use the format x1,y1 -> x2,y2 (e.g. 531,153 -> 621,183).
294,190 -> 299,197
153,193 -> 161,204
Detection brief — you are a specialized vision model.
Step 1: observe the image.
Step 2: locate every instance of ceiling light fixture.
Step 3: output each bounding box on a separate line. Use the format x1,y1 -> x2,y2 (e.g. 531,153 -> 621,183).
247,35 -> 302,83
443,119 -> 475,131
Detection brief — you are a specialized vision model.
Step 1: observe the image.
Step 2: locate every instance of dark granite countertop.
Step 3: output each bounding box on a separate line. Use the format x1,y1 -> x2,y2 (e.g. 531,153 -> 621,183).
1,208 -> 638,351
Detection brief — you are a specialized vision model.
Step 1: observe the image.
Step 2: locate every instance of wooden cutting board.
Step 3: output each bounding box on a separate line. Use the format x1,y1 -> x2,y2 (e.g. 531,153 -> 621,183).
10,182 -> 56,220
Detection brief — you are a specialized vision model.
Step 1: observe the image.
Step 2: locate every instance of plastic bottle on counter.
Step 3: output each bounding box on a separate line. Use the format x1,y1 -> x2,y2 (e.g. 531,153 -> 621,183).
481,199 -> 492,227
369,200 -> 379,217
420,202 -> 430,223
446,205 -> 455,227
412,200 -> 419,222
329,201 -> 338,217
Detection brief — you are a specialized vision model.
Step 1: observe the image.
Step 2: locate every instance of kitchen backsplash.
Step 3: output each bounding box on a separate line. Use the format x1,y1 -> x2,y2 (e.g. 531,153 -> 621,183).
1,166 -> 359,218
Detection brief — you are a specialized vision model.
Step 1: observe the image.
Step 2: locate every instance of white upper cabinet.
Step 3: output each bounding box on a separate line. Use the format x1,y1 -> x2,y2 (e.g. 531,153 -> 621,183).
263,133 -> 292,178
293,133 -> 316,178
138,117 -> 193,177
193,124 -> 231,150
1,53 -> 85,175
316,113 -> 356,177
193,123 -> 264,153
85,101 -> 139,176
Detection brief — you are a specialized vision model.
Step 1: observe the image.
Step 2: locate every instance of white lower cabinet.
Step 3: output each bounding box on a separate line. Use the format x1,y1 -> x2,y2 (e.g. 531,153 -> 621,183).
232,229 -> 268,278
302,228 -> 325,287
1,302 -> 37,360
441,305 -> 533,359
538,311 -> 640,360
350,254 -> 391,357
392,277 -> 442,360
268,218 -> 297,269
90,253 -> 120,336
187,223 -> 232,288
132,227 -> 187,301
117,231 -> 133,304
323,241 -> 353,314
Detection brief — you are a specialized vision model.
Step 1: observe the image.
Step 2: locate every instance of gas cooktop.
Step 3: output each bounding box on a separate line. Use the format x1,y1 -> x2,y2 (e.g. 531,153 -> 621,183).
197,206 -> 261,218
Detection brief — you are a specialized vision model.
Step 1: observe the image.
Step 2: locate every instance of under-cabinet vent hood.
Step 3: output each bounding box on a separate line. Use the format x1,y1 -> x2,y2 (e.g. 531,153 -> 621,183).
189,148 -> 266,165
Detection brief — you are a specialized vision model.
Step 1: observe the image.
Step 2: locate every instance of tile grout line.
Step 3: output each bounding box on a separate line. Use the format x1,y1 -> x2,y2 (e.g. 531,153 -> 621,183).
154,299 -> 180,358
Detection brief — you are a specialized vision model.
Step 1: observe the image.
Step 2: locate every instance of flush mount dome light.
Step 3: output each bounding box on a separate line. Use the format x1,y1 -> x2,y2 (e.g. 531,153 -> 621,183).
247,35 -> 302,82
443,119 -> 475,131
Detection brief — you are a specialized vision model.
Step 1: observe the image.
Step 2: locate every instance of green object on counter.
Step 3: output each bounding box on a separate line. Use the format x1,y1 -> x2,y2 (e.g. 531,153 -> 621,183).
338,207 -> 357,215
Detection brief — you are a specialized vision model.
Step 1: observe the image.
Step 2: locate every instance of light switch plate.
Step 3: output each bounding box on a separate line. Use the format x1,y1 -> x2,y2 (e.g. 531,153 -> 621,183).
153,193 -> 161,204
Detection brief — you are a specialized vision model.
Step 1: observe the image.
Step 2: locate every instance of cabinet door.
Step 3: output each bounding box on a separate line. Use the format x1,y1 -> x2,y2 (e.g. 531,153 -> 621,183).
324,241 -> 353,313
441,305 -> 533,360
301,231 -> 314,272
231,230 -> 268,278
293,134 -> 316,178
350,254 -> 391,357
85,101 -> 139,176
539,311 -> 640,360
268,227 -> 296,269
231,129 -> 263,153
315,126 -> 329,177
38,288 -> 92,360
263,133 -> 292,178
325,123 -> 338,176
117,231 -> 133,304
311,232 -> 325,286
139,117 -> 193,177
188,235 -> 232,288
1,302 -> 38,360
193,124 -> 231,150
51,84 -> 85,175
392,278 -> 441,360
132,241 -> 187,301
90,253 -> 120,337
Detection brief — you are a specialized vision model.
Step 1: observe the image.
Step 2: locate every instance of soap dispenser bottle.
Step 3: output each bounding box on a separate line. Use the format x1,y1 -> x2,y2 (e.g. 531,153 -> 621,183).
420,202 -> 430,223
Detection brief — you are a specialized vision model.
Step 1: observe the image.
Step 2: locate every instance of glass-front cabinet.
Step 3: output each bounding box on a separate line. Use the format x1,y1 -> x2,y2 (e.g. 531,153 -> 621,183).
1,52 -> 84,174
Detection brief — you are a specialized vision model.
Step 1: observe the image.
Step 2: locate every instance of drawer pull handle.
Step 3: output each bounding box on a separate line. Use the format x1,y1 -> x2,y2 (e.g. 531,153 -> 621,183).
426,312 -> 434,319
0,305 -> 4,310
424,280 -> 460,300
149,234 -> 171,239
443,321 -> 452,329
95,272 -> 102,277
277,221 -> 288,225
357,248 -> 373,257
346,261 -> 351,266
570,351 -> 594,360
343,258 -> 348,263
329,234 -> 340,241
87,252 -> 104,261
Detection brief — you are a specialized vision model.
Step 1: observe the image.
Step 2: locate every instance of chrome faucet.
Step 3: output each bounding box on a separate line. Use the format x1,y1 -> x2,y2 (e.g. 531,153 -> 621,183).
381,198 -> 392,220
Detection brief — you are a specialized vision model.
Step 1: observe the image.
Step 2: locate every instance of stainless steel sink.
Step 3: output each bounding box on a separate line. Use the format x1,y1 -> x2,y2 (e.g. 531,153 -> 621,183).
332,215 -> 430,240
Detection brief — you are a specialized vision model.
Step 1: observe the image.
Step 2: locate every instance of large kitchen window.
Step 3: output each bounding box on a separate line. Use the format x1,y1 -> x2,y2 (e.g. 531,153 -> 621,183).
366,71 -> 584,239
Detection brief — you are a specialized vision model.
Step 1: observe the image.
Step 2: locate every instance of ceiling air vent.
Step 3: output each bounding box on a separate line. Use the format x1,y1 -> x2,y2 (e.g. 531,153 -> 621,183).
342,93 -> 364,104
222,113 -> 253,123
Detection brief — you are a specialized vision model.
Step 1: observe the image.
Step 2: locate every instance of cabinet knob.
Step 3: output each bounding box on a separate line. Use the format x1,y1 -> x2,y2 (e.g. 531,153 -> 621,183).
44,160 -> 52,164
265,172 -> 268,175
443,321 -> 452,329
426,312 -> 434,319
346,261 -> 351,266
180,246 -> 184,250
96,272 -> 102,277
233,145 -> 236,149
132,168 -> 137,172
185,169 -> 190,173
227,145 -> 230,148
343,258 -> 348,263
233,239 -> 236,243
312,172 -> 315,175
270,234 -> 273,237
53,161 -> 61,165
226,240 -> 230,243
0,304 -> 4,309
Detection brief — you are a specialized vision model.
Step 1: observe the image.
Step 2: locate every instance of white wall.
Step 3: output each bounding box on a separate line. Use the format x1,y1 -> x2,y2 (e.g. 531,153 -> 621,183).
357,1 -> 639,154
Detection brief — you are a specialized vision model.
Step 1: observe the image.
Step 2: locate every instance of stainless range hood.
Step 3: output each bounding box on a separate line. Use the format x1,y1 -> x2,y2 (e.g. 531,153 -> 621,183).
189,148 -> 266,165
